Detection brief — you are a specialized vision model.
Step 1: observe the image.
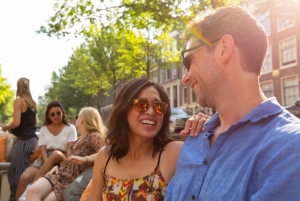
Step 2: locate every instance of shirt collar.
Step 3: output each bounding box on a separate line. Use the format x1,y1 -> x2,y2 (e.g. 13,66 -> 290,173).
204,97 -> 283,131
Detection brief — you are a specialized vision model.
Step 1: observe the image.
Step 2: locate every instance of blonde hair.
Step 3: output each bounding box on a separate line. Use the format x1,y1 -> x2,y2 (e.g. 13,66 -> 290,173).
79,107 -> 106,138
16,77 -> 37,111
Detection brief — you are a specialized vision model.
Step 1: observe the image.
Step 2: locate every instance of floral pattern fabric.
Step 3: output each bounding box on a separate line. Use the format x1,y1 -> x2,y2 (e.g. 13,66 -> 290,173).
44,132 -> 105,201
103,166 -> 167,201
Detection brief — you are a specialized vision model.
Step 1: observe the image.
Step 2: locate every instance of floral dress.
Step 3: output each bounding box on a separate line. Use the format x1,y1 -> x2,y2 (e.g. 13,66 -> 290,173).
44,132 -> 105,201
103,149 -> 167,201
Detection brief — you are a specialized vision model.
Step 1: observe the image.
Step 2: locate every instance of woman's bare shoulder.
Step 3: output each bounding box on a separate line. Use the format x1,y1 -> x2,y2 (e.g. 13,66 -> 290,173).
164,141 -> 183,155
96,146 -> 109,161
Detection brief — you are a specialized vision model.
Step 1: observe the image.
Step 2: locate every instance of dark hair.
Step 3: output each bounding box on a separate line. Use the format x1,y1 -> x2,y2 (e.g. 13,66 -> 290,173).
183,6 -> 268,75
43,100 -> 69,126
105,78 -> 172,161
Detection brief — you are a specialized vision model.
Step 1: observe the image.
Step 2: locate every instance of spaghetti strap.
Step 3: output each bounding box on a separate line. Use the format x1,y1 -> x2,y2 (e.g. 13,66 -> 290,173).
156,148 -> 164,167
104,153 -> 112,174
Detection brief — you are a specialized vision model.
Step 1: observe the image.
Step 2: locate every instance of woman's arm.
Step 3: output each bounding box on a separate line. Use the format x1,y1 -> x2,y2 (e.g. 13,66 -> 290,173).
2,99 -> 22,132
160,141 -> 183,183
89,147 -> 106,201
66,152 -> 98,164
35,114 -> 38,126
39,145 -> 48,162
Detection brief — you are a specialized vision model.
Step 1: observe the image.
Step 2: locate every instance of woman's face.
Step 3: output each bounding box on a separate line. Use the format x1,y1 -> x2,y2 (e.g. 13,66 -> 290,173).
48,107 -> 63,124
127,86 -> 165,140
75,112 -> 83,130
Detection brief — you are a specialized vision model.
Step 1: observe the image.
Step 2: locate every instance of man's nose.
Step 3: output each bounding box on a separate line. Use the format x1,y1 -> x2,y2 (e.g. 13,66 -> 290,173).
181,69 -> 191,84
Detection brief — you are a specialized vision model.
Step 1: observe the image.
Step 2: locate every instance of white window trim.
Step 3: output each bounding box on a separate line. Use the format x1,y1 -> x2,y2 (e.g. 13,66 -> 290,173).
279,36 -> 297,69
190,88 -> 197,103
261,45 -> 273,74
280,74 -> 299,106
277,13 -> 295,32
260,80 -> 274,97
182,87 -> 188,105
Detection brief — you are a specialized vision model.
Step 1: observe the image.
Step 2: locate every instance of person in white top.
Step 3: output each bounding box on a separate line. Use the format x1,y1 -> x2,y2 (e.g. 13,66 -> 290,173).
15,100 -> 77,201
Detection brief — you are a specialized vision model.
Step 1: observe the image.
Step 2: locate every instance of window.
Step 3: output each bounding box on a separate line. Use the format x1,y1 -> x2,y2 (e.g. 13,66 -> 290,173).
282,76 -> 299,106
277,12 -> 295,31
173,85 -> 178,107
279,36 -> 297,68
166,69 -> 171,80
183,87 -> 188,104
261,81 -> 274,98
191,88 -> 197,103
262,46 -> 272,74
160,69 -> 165,83
257,11 -> 270,35
166,87 -> 170,99
172,65 -> 177,78
151,70 -> 158,83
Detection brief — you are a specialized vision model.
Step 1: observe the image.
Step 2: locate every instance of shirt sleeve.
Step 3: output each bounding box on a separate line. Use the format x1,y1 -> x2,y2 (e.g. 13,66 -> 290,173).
251,139 -> 300,200
38,126 -> 46,146
67,124 -> 77,142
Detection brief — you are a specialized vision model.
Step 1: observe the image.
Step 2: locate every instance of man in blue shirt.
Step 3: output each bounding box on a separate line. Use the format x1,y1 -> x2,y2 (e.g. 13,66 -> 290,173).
165,6 -> 300,201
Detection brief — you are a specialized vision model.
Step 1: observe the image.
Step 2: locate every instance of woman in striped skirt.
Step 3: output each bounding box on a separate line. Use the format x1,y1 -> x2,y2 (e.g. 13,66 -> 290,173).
2,77 -> 38,201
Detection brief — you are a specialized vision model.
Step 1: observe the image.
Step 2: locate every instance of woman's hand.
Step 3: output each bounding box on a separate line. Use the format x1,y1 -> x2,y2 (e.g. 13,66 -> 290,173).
180,113 -> 211,137
66,155 -> 85,164
48,165 -> 59,175
2,125 -> 9,132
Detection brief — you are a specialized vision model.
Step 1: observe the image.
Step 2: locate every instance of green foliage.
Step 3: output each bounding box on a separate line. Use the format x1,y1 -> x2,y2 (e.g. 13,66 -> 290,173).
40,0 -> 244,112
37,95 -> 48,126
0,65 -> 14,124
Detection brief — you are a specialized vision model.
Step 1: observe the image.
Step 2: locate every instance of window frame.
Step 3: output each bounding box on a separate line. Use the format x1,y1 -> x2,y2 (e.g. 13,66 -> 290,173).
281,74 -> 299,106
279,36 -> 297,69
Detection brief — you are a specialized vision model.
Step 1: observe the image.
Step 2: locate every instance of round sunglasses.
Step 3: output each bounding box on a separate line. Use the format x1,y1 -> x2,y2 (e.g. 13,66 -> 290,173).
49,111 -> 62,117
133,98 -> 168,115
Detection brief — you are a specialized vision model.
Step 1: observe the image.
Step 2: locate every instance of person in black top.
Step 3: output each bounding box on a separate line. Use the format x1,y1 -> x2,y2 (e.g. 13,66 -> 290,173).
2,77 -> 38,201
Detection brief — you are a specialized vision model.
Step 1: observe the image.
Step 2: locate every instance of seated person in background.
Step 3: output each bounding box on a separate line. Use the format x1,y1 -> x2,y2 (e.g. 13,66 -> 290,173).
89,78 -> 183,201
26,107 -> 106,201
16,100 -> 77,201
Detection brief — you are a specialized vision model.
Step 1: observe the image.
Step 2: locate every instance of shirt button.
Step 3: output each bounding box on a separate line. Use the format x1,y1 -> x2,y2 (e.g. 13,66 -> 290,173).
203,160 -> 209,165
191,195 -> 196,200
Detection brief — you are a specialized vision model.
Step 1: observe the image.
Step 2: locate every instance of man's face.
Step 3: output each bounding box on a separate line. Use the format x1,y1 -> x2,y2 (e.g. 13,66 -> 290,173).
181,36 -> 219,108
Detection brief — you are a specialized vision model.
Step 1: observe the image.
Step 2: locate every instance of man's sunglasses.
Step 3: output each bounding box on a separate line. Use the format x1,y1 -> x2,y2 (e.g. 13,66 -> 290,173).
49,111 -> 62,117
133,98 -> 168,115
181,39 -> 220,71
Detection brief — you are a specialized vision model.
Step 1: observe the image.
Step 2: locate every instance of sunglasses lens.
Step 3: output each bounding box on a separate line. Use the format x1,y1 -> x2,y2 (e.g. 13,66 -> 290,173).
154,102 -> 167,115
75,114 -> 78,120
183,60 -> 190,71
133,99 -> 148,113
50,111 -> 62,117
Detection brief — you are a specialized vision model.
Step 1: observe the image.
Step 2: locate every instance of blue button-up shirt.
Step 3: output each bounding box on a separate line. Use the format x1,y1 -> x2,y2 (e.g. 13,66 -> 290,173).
165,98 -> 300,201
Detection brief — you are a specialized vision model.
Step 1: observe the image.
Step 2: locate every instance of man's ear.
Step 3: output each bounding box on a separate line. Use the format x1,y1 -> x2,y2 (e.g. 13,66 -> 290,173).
218,35 -> 234,63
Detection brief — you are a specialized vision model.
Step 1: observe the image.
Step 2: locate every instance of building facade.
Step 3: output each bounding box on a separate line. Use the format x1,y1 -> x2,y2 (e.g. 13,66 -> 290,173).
100,2 -> 300,121
256,1 -> 300,106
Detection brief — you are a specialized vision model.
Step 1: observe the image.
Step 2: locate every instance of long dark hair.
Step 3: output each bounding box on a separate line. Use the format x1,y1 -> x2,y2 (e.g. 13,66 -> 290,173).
43,100 -> 69,126
105,78 -> 172,162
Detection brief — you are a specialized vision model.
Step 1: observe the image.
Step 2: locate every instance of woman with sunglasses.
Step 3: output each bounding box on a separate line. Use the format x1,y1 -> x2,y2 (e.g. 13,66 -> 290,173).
26,107 -> 106,201
84,78 -> 182,201
16,100 -> 77,201
2,77 -> 38,201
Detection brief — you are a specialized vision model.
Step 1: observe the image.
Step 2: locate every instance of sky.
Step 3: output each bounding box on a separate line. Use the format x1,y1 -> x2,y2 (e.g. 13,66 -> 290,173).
0,1 -> 83,103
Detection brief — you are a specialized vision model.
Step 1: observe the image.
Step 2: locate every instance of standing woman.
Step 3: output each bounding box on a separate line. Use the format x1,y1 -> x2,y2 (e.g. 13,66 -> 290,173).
2,77 -> 38,201
15,100 -> 77,201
